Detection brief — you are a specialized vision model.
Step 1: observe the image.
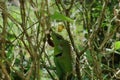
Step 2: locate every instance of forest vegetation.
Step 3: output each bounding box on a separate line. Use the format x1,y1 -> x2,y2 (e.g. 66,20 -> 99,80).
0,0 -> 120,80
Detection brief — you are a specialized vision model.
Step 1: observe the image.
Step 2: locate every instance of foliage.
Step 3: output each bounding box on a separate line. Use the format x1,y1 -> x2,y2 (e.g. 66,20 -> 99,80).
114,41 -> 120,50
0,0 -> 120,80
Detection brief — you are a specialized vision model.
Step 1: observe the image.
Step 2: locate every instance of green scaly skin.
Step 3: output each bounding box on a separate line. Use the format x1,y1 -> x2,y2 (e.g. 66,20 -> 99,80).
51,31 -> 73,80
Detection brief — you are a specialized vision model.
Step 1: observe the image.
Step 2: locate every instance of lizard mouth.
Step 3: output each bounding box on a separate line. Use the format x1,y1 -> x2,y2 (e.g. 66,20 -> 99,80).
55,52 -> 63,57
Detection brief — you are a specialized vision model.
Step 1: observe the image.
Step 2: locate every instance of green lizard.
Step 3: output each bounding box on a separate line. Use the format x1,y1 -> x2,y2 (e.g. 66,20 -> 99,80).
48,30 -> 73,80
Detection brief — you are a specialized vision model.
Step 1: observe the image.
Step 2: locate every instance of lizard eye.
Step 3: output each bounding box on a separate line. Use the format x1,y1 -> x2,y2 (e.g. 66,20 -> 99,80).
56,36 -> 62,39
55,34 -> 63,40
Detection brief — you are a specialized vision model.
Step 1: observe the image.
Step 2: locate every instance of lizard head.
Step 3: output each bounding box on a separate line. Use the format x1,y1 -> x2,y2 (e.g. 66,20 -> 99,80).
51,30 -> 64,46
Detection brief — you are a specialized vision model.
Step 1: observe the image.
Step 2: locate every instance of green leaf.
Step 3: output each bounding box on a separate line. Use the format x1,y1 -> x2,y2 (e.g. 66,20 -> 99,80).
114,41 -> 120,50
51,12 -> 73,22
